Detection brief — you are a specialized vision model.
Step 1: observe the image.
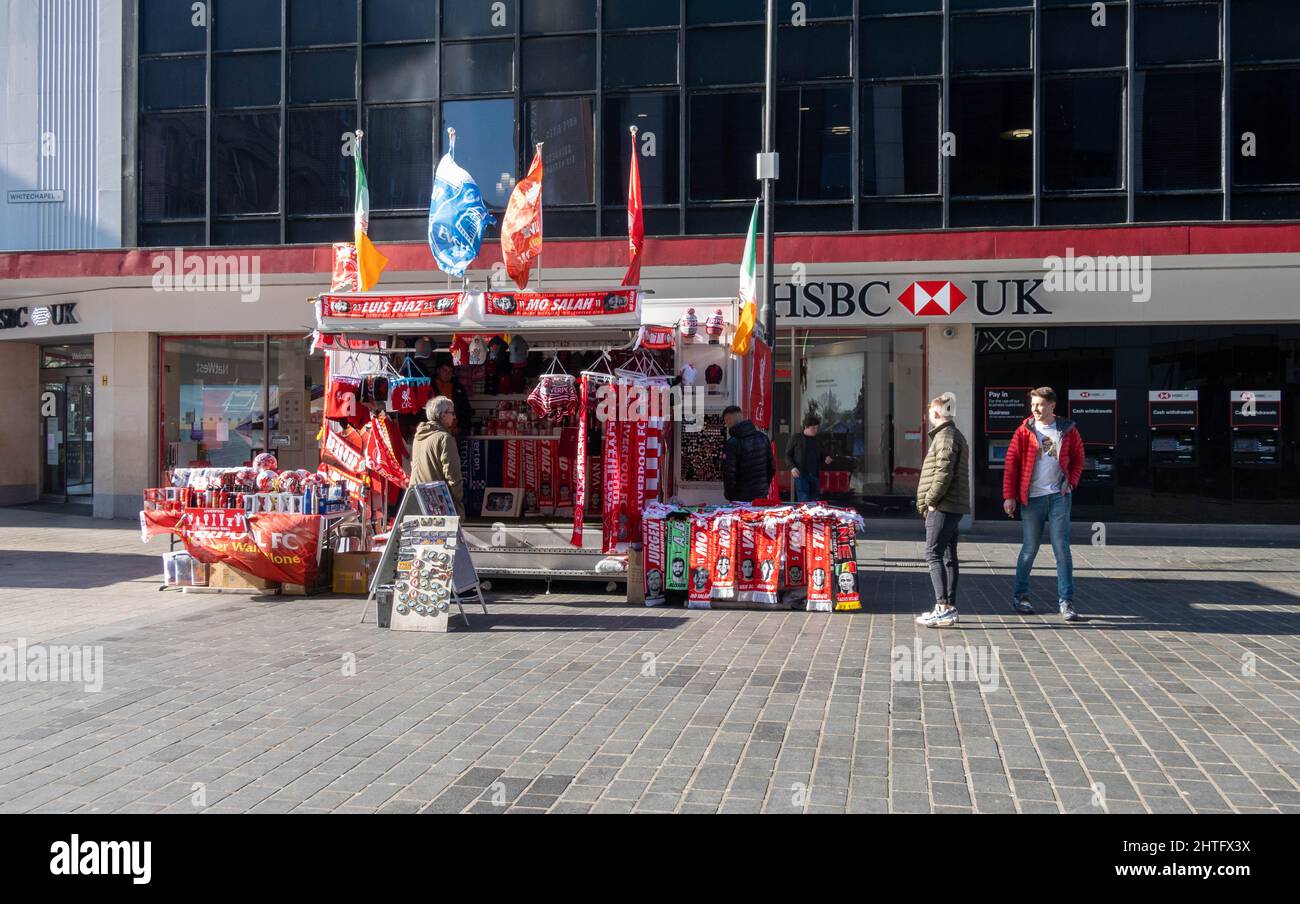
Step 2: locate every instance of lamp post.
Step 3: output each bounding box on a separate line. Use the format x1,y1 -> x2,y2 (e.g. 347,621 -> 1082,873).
759,0 -> 779,419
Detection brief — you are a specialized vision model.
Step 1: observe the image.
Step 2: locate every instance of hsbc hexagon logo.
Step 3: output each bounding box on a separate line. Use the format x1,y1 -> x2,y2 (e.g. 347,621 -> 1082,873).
898,281 -> 968,317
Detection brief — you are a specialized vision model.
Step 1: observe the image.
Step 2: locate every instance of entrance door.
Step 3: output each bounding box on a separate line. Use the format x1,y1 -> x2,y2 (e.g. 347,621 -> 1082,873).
40,373 -> 94,501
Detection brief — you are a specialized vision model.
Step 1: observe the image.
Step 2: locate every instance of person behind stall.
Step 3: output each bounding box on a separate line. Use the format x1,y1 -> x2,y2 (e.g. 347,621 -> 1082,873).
786,413 -> 834,502
722,405 -> 776,503
432,359 -> 473,436
410,396 -> 465,517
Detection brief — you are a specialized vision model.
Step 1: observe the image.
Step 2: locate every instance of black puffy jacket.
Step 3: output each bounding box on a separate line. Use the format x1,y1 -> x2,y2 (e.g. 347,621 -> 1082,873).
723,420 -> 776,502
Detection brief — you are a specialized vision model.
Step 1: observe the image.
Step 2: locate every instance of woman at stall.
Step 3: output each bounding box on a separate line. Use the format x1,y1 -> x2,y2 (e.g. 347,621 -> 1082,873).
410,396 -> 465,517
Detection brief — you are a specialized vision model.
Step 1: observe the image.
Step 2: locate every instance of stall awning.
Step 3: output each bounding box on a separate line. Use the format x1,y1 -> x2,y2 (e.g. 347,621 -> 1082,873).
316,287 -> 643,334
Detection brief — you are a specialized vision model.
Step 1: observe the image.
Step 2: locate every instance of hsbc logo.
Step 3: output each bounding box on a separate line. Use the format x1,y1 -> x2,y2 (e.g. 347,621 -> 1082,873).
0,302 -> 78,331
899,281 -> 967,317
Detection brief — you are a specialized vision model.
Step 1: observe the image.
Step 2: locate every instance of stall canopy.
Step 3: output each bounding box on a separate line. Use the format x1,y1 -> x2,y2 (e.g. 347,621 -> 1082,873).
316,288 -> 643,335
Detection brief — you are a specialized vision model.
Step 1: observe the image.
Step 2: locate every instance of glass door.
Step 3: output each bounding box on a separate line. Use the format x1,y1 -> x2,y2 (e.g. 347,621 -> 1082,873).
39,374 -> 94,500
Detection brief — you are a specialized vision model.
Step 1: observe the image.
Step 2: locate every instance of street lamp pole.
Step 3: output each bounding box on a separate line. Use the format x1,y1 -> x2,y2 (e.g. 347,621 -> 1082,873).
759,0 -> 779,422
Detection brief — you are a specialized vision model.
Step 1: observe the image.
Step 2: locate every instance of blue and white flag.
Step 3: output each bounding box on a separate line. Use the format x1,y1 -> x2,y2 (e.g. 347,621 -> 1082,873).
428,131 -> 495,278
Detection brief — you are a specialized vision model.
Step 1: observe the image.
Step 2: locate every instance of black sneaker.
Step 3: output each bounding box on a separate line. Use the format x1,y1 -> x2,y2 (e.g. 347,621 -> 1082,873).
1011,596 -> 1034,614
1059,600 -> 1079,622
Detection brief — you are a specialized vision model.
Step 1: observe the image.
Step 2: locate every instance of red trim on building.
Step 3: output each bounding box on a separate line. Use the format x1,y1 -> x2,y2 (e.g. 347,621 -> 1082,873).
3,222 -> 1300,281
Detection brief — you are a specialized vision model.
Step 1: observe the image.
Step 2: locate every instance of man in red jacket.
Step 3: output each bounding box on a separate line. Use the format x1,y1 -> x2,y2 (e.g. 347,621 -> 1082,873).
1002,387 -> 1084,621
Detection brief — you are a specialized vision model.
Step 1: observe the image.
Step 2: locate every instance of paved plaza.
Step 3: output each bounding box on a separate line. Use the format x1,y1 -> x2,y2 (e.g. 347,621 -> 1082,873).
0,508 -> 1296,814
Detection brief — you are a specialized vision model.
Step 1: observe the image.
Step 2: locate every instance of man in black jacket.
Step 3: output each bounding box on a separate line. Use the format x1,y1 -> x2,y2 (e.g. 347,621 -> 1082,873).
722,405 -> 776,502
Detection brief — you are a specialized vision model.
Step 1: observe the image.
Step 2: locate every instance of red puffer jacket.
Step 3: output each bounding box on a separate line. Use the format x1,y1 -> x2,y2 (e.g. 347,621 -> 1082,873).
1002,417 -> 1084,505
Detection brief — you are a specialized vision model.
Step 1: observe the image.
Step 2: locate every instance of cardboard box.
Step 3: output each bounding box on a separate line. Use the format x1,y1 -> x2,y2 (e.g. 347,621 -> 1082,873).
333,552 -> 381,596
210,562 -> 280,593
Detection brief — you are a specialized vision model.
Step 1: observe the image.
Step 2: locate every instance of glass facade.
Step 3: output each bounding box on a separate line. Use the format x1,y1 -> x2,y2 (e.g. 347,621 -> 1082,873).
135,0 -> 1300,245
974,325 -> 1300,523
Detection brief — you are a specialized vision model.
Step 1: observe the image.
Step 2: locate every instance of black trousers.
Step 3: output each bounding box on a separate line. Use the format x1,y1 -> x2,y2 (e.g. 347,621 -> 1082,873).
924,510 -> 962,606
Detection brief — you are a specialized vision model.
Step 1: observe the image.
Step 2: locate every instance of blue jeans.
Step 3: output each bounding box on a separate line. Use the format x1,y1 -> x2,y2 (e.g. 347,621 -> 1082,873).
1013,492 -> 1075,602
793,473 -> 819,502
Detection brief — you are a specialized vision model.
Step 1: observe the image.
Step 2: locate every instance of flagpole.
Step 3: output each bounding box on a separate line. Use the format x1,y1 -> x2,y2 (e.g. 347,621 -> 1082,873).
761,0 -> 778,416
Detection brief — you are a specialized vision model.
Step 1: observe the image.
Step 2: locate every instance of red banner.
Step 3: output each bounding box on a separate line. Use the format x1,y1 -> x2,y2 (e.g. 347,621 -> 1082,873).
602,414 -> 624,553
747,336 -> 772,431
319,293 -> 461,320
140,508 -> 183,541
177,509 -> 324,586
484,289 -> 639,318
322,425 -> 367,480
624,418 -> 648,549
570,378 -> 589,547
687,514 -> 714,608
502,147 -> 544,290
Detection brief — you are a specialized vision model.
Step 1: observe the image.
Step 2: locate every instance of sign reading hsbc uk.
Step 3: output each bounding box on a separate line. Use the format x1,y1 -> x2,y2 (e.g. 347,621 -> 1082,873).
776,279 -> 1050,323
0,303 -> 79,331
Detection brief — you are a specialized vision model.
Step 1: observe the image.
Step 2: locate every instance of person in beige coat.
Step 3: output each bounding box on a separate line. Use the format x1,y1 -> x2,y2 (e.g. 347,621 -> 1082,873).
915,394 -> 971,628
409,396 -> 465,517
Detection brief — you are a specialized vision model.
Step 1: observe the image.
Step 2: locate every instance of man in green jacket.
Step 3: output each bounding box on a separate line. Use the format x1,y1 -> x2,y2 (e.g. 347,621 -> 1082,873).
915,394 -> 971,628
410,396 -> 465,517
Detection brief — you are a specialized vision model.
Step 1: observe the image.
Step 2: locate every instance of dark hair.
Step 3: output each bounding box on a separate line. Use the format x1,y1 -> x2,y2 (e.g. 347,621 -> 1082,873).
722,405 -> 743,418
1029,386 -> 1057,404
803,413 -> 821,428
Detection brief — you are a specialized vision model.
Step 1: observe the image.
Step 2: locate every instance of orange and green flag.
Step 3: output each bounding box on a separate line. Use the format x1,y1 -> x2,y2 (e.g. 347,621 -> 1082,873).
354,132 -> 389,292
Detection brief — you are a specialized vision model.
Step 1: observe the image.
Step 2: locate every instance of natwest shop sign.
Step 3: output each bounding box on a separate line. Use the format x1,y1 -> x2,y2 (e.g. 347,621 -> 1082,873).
776,278 -> 1050,323
0,302 -> 79,331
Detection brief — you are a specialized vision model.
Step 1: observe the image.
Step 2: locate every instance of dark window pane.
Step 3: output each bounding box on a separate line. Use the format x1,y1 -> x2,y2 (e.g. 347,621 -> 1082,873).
1233,68 -> 1300,186
522,36 -> 596,94
213,112 -> 281,215
604,94 -> 680,204
141,222 -> 206,246
140,113 -> 206,220
214,53 -> 281,108
1042,5 -> 1126,71
949,199 -> 1033,227
288,108 -> 356,215
212,219 -> 280,245
442,41 -> 514,96
370,215 -> 431,241
603,207 -> 680,236
367,105 -> 434,209
364,44 -> 437,102
606,0 -> 680,29
950,77 -> 1033,195
951,14 -> 1031,73
1135,193 -> 1222,222
687,27 -> 763,86
140,57 -> 205,111
214,0 -> 280,50
537,209 -> 597,237
523,0 -> 595,33
779,23 -> 851,81
443,0 -> 515,38
1041,195 -> 1128,226
860,199 -> 942,230
1136,69 -> 1222,191
951,0 -> 1030,8
687,206 -> 757,235
605,33 -> 678,88
687,0 -> 764,25
776,204 -> 853,232
861,16 -> 941,79
796,0 -> 853,17
366,0 -> 437,41
288,217 -> 351,244
289,0 -> 357,46
862,83 -> 939,196
290,49 -> 356,104
862,0 -> 940,11
1044,76 -> 1124,191
1233,0 -> 1300,63
689,93 -> 761,200
776,87 -> 852,200
442,99 -> 517,208
1136,3 -> 1221,65
1233,191 -> 1300,219
526,97 -> 596,205
140,0 -> 206,54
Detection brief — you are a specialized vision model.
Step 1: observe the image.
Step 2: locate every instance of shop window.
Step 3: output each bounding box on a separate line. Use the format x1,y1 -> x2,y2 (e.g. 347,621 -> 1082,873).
213,112 -> 281,216
1232,0 -> 1300,62
441,99 -> 516,208
442,41 -> 515,96
778,23 -> 851,82
140,0 -> 207,54
605,33 -> 678,88
213,53 -> 281,109
605,0 -> 680,29
526,98 -> 596,205
288,108 -> 356,216
1041,4 -> 1127,71
689,92 -> 761,201
1233,68 -> 1300,187
951,14 -> 1032,74
1044,76 -> 1125,191
776,87 -> 853,201
289,49 -> 357,104
949,77 -> 1034,196
367,105 -> 435,210
442,0 -> 516,38
140,113 -> 207,220
364,43 -> 438,103
522,36 -> 597,94
1135,3 -> 1221,66
687,27 -> 764,87
861,83 -> 940,197
289,0 -> 358,47
213,0 -> 281,51
139,57 -> 206,111
367,0 -> 439,41
860,16 -> 941,79
523,0 -> 595,33
1135,69 -> 1222,192
687,0 -> 764,25
604,94 -> 681,205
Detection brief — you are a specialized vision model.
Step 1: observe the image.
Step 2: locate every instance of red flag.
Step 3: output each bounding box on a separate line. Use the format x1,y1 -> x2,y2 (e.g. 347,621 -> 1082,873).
622,127 -> 644,287
746,336 -> 772,431
501,145 -> 544,290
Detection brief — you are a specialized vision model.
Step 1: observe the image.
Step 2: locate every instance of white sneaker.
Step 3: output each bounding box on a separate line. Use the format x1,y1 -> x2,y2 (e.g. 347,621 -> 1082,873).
916,604 -> 958,628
